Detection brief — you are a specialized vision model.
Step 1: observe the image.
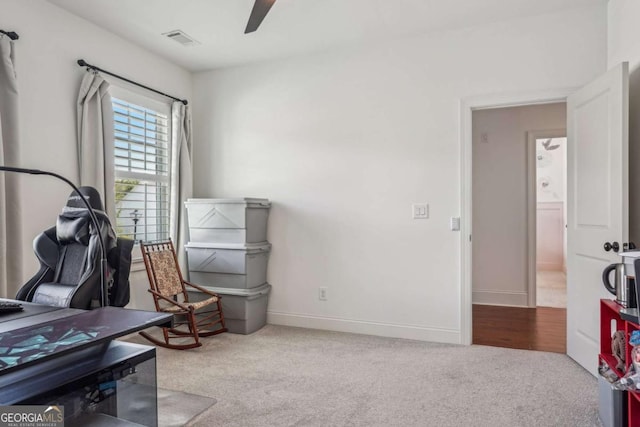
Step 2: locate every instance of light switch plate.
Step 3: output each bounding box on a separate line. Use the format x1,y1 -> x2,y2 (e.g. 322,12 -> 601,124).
413,204 -> 429,219
450,217 -> 461,231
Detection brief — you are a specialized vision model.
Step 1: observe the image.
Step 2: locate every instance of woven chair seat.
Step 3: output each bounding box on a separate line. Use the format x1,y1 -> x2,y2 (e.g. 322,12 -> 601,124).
161,296 -> 219,313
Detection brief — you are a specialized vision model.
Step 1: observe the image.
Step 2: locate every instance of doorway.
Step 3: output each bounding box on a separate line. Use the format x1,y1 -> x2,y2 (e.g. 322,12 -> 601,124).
469,102 -> 567,353
530,134 -> 567,310
461,64 -> 629,374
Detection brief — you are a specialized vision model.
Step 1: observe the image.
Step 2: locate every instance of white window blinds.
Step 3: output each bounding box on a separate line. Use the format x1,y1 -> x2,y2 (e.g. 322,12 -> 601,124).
112,97 -> 171,242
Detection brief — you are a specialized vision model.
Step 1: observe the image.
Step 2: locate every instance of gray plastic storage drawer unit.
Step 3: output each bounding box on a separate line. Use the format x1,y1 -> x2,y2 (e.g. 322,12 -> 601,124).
186,242 -> 271,289
204,283 -> 271,334
185,198 -> 271,244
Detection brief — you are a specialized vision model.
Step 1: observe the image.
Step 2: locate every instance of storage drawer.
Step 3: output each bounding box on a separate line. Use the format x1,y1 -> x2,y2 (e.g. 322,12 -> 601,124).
189,271 -> 265,290
185,242 -> 270,275
191,283 -> 271,335
186,198 -> 270,243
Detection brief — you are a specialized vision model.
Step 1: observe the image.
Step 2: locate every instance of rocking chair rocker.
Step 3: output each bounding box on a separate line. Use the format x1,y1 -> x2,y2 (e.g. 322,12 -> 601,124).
139,240 -> 227,349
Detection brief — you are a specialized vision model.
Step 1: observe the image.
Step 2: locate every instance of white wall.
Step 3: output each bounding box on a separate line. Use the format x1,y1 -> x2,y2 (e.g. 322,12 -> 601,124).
192,5 -> 606,342
536,138 -> 566,204
607,0 -> 640,70
608,0 -> 640,244
472,103 -> 566,306
2,0 -> 192,309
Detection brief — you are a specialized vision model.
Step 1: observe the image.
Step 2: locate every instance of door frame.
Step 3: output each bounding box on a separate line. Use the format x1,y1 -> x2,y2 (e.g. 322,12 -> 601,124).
526,129 -> 566,307
459,87 -> 577,345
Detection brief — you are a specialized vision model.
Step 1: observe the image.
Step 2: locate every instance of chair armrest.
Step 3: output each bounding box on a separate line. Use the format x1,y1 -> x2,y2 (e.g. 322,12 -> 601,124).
183,281 -> 220,296
147,289 -> 191,311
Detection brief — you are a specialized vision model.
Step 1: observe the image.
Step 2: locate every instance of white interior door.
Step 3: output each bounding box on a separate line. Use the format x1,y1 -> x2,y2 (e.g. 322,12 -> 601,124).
567,62 -> 629,375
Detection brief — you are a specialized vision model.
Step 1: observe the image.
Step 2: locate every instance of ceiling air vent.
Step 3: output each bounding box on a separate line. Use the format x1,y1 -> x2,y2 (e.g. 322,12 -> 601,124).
162,30 -> 200,46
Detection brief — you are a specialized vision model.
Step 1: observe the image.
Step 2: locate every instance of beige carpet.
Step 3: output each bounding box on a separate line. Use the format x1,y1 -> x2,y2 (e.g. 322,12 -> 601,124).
123,325 -> 600,427
537,270 -> 567,308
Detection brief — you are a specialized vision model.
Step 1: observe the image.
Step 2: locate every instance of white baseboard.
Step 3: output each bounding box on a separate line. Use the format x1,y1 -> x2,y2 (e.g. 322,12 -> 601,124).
267,311 -> 461,344
472,290 -> 528,307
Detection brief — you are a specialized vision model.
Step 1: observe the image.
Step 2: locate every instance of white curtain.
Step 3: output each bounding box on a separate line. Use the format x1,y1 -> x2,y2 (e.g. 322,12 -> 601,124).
170,101 -> 193,269
0,35 -> 23,298
77,71 -> 115,219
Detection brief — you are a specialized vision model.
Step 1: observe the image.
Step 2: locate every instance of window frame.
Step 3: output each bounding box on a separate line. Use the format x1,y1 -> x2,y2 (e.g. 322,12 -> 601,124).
109,85 -> 173,253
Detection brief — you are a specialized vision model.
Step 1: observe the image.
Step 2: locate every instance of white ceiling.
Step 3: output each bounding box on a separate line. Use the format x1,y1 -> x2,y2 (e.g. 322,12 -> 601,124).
48,0 -> 604,72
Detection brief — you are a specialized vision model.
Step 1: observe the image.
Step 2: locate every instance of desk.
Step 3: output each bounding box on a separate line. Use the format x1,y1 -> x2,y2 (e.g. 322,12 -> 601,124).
0,304 -> 172,375
0,298 -> 82,333
0,302 -> 172,426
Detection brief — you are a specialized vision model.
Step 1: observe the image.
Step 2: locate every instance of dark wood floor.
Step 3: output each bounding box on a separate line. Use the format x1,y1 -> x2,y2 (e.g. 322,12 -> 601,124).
472,304 -> 566,353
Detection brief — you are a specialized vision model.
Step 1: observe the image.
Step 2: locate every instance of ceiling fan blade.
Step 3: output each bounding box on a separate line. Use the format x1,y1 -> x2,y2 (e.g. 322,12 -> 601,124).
245,0 -> 276,34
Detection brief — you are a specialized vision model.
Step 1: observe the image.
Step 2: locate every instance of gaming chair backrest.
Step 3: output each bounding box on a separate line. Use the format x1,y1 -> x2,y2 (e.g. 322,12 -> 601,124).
16,187 -> 116,309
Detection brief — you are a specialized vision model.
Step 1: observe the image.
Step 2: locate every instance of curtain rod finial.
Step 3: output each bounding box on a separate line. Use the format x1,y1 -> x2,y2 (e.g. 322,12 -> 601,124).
77,59 -> 87,67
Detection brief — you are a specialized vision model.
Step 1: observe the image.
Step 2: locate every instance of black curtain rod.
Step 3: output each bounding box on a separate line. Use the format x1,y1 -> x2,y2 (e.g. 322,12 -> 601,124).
77,59 -> 188,105
0,30 -> 19,40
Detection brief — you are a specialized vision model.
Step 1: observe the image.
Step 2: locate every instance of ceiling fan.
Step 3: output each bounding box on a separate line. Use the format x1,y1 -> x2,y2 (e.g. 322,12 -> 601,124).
245,0 -> 277,34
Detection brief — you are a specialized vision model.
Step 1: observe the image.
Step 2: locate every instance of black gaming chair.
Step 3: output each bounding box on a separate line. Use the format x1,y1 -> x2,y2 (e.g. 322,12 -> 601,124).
15,187 -> 133,309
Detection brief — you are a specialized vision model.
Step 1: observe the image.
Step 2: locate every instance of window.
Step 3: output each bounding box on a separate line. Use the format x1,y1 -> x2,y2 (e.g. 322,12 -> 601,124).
111,91 -> 171,243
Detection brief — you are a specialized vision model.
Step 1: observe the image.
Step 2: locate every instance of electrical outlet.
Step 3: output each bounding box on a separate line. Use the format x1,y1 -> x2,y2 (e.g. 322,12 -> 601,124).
319,287 -> 328,301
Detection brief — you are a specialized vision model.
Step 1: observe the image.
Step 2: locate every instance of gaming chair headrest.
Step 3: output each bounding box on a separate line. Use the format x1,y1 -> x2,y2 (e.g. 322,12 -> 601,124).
57,215 -> 90,246
56,186 -> 106,245
66,186 -> 104,211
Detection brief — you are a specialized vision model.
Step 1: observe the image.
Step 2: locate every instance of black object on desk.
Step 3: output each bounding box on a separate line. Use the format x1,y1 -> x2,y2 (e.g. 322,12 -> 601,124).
0,302 -> 23,313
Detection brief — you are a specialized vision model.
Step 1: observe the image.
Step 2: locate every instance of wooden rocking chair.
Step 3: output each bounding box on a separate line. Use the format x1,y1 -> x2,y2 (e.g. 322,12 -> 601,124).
139,240 -> 227,349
